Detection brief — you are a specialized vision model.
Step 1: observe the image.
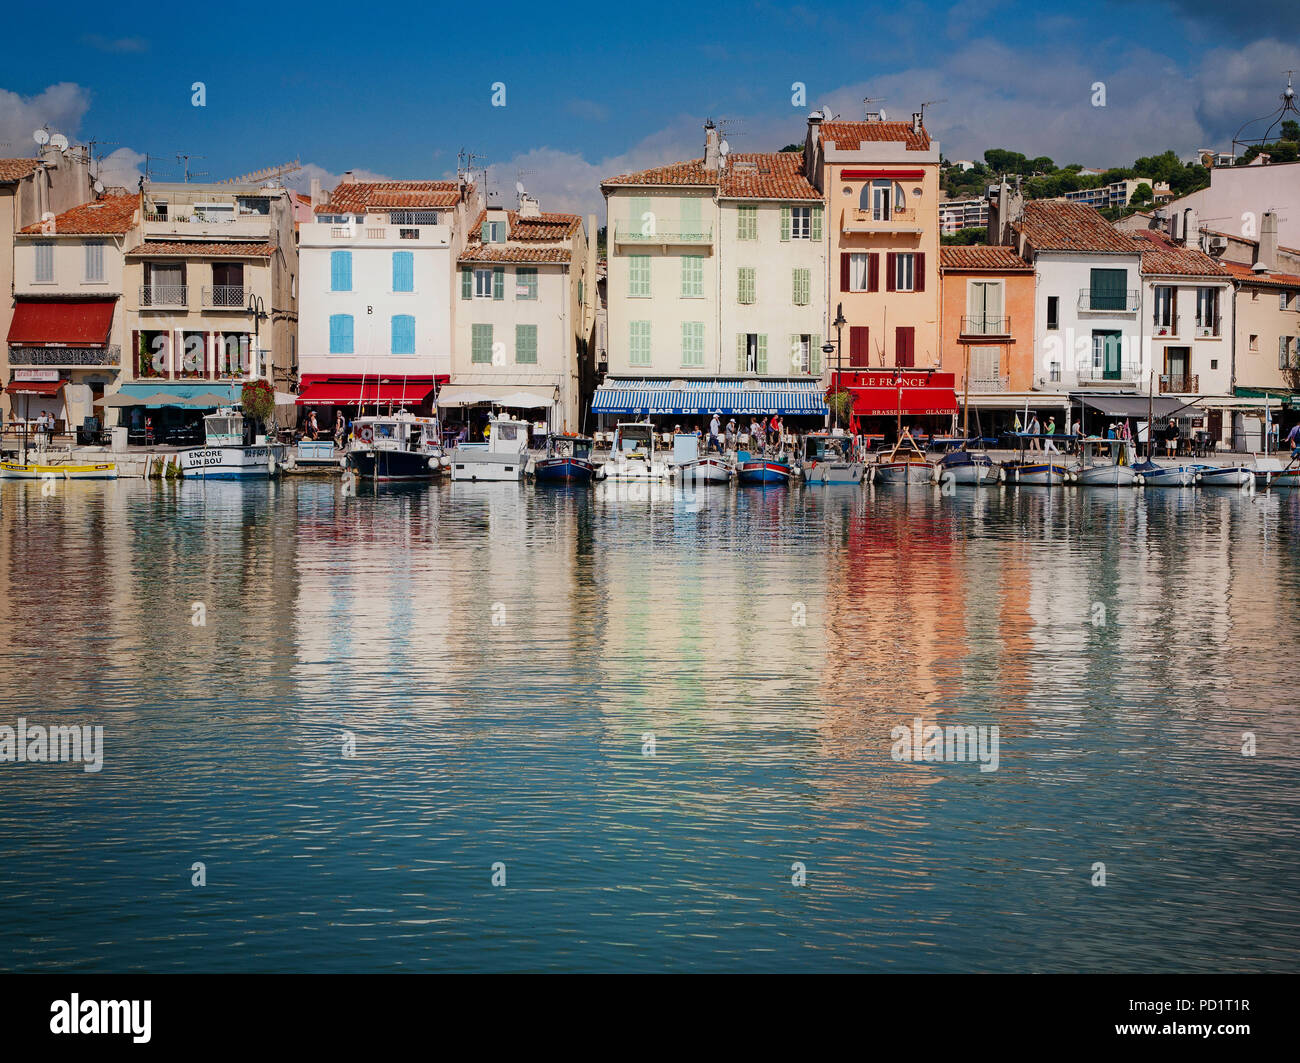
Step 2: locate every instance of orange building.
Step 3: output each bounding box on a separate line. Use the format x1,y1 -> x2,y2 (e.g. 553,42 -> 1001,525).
939,245 -> 1036,433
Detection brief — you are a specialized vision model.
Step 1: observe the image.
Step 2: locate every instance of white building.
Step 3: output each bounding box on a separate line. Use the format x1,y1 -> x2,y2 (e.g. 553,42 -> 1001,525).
940,197 -> 989,235
594,124 -> 828,425
297,177 -> 480,416
441,197 -> 596,433
1060,178 -> 1169,210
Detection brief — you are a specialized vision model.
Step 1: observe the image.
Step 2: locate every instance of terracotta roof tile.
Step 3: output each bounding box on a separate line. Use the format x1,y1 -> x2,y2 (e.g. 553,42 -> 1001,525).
316,180 -> 467,214
602,159 -> 718,188
820,121 -> 931,152
459,208 -> 581,263
940,245 -> 1033,272
0,158 -> 41,182
18,194 -> 138,235
1130,229 -> 1229,277
1221,260 -> 1300,289
126,241 -> 275,258
719,153 -> 820,200
1016,200 -> 1137,253
459,246 -> 572,264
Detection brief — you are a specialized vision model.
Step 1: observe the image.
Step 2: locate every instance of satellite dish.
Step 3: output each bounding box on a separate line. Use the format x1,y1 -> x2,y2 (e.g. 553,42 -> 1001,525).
515,181 -> 525,194
720,140 -> 730,156
50,133 -> 68,152
93,180 -> 104,194
879,109 -> 888,121
33,129 -> 49,146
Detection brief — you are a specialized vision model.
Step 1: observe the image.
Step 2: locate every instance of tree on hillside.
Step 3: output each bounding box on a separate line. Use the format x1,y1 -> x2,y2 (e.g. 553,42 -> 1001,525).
941,227 -> 987,245
984,148 -> 1029,175
1130,183 -> 1154,207
1028,156 -> 1056,175
1282,120 -> 1300,141
779,143 -> 802,153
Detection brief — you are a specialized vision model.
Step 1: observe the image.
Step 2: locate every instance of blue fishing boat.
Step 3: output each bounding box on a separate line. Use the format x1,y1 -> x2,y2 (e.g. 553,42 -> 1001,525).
1133,459 -> 1197,487
736,449 -> 792,485
937,446 -> 996,486
533,433 -> 596,483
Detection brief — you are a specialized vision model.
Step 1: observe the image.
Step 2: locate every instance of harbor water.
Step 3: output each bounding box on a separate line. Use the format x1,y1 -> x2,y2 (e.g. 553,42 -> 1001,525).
1,477 -> 1298,972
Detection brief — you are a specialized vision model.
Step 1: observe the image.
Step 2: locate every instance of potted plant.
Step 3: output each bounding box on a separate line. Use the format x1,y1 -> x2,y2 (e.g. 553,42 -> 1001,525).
825,386 -> 855,430
241,379 -> 275,438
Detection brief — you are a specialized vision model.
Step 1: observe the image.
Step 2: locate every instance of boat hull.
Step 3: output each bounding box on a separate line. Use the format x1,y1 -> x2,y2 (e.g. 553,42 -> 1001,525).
874,461 -> 934,485
600,459 -> 672,482
1269,468 -> 1300,488
1135,462 -> 1196,487
179,444 -> 285,480
937,454 -> 995,485
534,457 -> 596,482
1076,464 -> 1139,487
1197,466 -> 1252,487
448,450 -> 525,482
676,457 -> 734,484
0,460 -> 118,480
800,461 -> 866,484
349,448 -> 442,482
737,460 -> 792,485
1004,462 -> 1069,486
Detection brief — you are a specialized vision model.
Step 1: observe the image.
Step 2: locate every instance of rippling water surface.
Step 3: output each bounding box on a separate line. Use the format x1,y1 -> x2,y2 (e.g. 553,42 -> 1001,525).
1,477 -> 1297,972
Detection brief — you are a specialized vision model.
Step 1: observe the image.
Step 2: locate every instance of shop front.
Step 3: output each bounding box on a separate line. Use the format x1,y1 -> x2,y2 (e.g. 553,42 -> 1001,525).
294,374 -> 446,436
836,369 -> 958,446
6,298 -> 120,434
437,375 -> 562,447
589,378 -> 828,433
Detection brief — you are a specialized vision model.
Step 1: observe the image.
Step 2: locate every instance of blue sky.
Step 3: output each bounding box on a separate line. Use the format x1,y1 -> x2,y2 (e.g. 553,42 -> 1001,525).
1,0 -> 1297,216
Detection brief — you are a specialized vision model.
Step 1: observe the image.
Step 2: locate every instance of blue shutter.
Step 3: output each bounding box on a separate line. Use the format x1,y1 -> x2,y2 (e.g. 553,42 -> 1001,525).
391,314 -> 415,354
331,250 -> 352,291
329,314 -> 353,354
392,251 -> 414,292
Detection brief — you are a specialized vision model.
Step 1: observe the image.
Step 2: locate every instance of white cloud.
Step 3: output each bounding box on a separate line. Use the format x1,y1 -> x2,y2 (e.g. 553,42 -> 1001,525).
96,147 -> 147,190
284,162 -> 389,196
0,83 -> 91,155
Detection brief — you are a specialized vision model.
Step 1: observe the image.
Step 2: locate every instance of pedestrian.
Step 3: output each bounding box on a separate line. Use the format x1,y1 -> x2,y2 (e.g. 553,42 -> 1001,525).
1027,412 -> 1041,451
306,409 -> 319,440
334,410 -> 346,446
1044,416 -> 1058,453
1286,422 -> 1300,454
709,413 -> 722,454
725,418 -> 737,450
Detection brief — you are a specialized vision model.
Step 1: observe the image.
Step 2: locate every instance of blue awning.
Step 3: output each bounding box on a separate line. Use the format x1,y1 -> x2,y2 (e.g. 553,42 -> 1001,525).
591,378 -> 827,417
117,382 -> 244,407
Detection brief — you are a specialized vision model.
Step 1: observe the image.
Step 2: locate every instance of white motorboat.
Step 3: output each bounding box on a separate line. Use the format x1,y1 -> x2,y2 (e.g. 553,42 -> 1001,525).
347,413 -> 446,481
937,446 -> 996,486
672,432 -> 733,484
597,422 -> 672,481
1075,438 -> 1140,487
178,408 -> 286,479
1196,464 -> 1253,487
1133,459 -> 1197,487
800,432 -> 866,484
449,416 -> 530,482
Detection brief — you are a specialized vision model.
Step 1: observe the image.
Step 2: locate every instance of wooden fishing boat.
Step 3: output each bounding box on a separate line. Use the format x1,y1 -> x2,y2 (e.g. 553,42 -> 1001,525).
937,445 -> 996,486
534,433 -> 597,483
0,458 -> 118,480
672,432 -> 733,484
873,429 -> 934,485
1133,459 -> 1197,487
179,408 -> 286,480
1075,438 -> 1140,487
736,452 -> 793,485
799,432 -> 865,484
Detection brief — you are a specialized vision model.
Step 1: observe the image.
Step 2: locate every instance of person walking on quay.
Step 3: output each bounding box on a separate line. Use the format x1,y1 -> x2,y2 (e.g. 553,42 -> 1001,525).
305,409 -> 319,440
1027,412 -> 1041,451
725,418 -> 737,451
334,410 -> 347,447
709,413 -> 722,454
1044,416 -> 1058,453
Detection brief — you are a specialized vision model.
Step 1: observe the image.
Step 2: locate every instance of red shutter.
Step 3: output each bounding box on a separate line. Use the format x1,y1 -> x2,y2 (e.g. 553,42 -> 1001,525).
849,326 -> 869,367
895,326 -> 914,367
840,252 -> 851,293
885,253 -> 896,292
868,253 -> 879,293
131,329 -> 139,379
914,252 -> 925,293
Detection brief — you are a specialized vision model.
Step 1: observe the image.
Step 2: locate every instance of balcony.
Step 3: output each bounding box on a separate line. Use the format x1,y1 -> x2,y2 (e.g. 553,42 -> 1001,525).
1194,322 -> 1221,339
613,222 -> 713,247
967,375 -> 1009,392
842,206 -> 922,234
1077,288 -> 1140,313
960,315 -> 1011,337
202,285 -> 247,309
9,344 -> 120,367
1075,365 -> 1141,387
1160,374 -> 1199,393
143,213 -> 270,239
139,284 -> 188,308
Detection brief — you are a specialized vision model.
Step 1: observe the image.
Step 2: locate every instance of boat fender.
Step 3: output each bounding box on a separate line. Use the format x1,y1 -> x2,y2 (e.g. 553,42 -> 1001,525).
1135,474 -> 1144,486
428,457 -> 439,470
267,452 -> 277,475
440,455 -> 451,468
338,456 -> 348,469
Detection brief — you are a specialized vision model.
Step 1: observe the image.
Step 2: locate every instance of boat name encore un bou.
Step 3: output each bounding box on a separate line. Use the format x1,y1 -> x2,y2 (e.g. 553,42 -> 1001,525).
179,408 -> 285,480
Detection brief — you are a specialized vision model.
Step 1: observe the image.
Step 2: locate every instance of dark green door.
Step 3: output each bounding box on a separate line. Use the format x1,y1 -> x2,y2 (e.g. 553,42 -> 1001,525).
1094,330 -> 1123,380
1089,268 -> 1127,311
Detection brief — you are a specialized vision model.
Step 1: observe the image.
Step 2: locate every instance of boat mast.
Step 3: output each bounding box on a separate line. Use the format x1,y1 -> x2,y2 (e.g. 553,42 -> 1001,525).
1148,371 -> 1154,460
961,342 -> 972,445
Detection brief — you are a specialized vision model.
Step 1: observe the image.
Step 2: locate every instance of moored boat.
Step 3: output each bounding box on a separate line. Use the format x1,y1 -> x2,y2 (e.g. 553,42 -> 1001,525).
1075,438 -> 1140,487
873,429 -> 934,485
596,422 -> 672,481
1001,459 -> 1071,486
448,415 -> 528,482
179,408 -> 286,480
349,413 -> 446,481
937,446 -> 995,486
0,457 -> 118,480
534,433 -> 597,483
736,450 -> 793,485
799,432 -> 865,484
1196,463 -> 1253,487
672,432 -> 734,484
1133,459 -> 1197,487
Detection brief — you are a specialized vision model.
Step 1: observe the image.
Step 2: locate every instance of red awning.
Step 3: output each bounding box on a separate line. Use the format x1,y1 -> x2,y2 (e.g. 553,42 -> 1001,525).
850,385 -> 958,417
841,169 -> 926,181
296,376 -> 446,407
5,379 -> 66,396
7,300 -> 115,345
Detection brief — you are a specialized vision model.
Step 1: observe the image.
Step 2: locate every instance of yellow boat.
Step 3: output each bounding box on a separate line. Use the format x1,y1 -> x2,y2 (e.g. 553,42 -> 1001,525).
0,459 -> 118,480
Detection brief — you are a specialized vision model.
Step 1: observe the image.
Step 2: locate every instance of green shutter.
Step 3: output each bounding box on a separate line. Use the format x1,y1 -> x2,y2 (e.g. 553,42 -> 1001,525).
461,267 -> 472,299
810,333 -> 821,375
738,267 -> 755,304
780,206 -> 791,242
789,334 -> 801,374
756,335 -> 768,374
630,196 -> 651,236
737,334 -> 747,373
480,221 -> 490,242
682,322 -> 704,367
792,268 -> 810,306
630,321 -> 651,366
738,204 -> 757,241
681,255 -> 703,297
811,205 -> 822,241
472,323 -> 493,363
630,255 -> 650,297
516,324 -> 537,364
492,267 -> 504,300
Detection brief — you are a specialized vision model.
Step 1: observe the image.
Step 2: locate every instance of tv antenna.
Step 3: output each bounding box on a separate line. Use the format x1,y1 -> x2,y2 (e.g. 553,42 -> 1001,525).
1232,72 -> 1300,155
515,168 -> 536,205
863,96 -> 886,119
919,98 -> 947,124
175,152 -> 207,182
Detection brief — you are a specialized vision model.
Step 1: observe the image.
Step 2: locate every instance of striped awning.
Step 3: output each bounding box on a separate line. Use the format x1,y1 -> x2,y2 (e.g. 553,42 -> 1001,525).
591,378 -> 827,417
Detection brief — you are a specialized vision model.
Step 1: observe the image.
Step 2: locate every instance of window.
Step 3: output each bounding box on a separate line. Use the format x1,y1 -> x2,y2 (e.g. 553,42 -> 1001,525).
629,321 -> 651,366
1047,295 -> 1059,330
473,268 -> 501,299
1153,286 -> 1176,330
792,268 -> 810,306
849,326 -> 870,367
1196,287 -> 1219,333
330,250 -> 352,291
789,333 -> 820,374
329,314 -> 353,354
680,197 -> 702,239
1281,336 -> 1292,370
481,220 -> 506,243
472,323 -> 494,363
970,346 -> 1000,383
1282,292 -> 1290,311
35,241 -> 54,283
516,324 -> 538,364
737,333 -> 767,373
866,180 -> 901,221
845,252 -> 872,292
392,251 -> 414,293
84,241 -> 104,282
1250,334 -> 1259,352
516,267 -> 538,300
628,196 -> 652,236
1092,330 -> 1123,380
895,326 -> 915,367
681,255 -> 704,297
966,280 -> 1004,334
891,253 -> 915,292
790,207 -> 811,239
1088,268 -> 1127,310
391,314 -> 415,354
737,204 -> 757,241
389,210 -> 439,225
628,255 -> 651,297
681,322 -> 705,366
737,267 -> 756,304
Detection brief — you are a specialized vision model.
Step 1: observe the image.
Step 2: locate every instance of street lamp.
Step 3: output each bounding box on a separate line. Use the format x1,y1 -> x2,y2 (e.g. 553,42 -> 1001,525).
822,303 -> 848,430
246,292 -> 268,381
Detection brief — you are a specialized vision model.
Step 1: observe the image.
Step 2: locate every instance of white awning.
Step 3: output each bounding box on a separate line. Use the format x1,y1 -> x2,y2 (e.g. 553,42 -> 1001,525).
438,378 -> 558,408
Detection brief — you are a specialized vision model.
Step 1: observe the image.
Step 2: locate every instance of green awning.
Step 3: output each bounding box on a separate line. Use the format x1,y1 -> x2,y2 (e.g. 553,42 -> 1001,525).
115,382 -> 244,407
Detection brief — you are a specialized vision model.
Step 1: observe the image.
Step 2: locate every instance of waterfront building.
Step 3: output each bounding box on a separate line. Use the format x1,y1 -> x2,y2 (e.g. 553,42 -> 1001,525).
119,180 -> 299,421
806,109 -> 955,434
443,196 -> 596,433
0,144 -> 95,423
297,177 -> 480,419
593,122 -> 828,426
9,194 -> 140,433
940,197 -> 989,236
938,245 -> 1036,433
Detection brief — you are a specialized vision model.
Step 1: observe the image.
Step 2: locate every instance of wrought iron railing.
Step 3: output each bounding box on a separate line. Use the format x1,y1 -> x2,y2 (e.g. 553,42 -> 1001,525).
202,285 -> 246,308
960,315 -> 1011,336
9,344 -> 121,366
1160,374 -> 1199,393
967,375 -> 1009,392
1077,288 -> 1140,312
139,284 -> 187,307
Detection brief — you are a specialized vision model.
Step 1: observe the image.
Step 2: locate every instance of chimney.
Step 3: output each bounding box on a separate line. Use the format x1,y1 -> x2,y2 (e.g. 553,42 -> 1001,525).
342,170 -> 357,184
1255,211 -> 1279,272
310,177 -> 322,209
1182,207 -> 1198,247
1168,210 -> 1181,242
517,194 -> 540,218
40,143 -> 61,168
704,120 -> 720,171
911,112 -> 924,135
